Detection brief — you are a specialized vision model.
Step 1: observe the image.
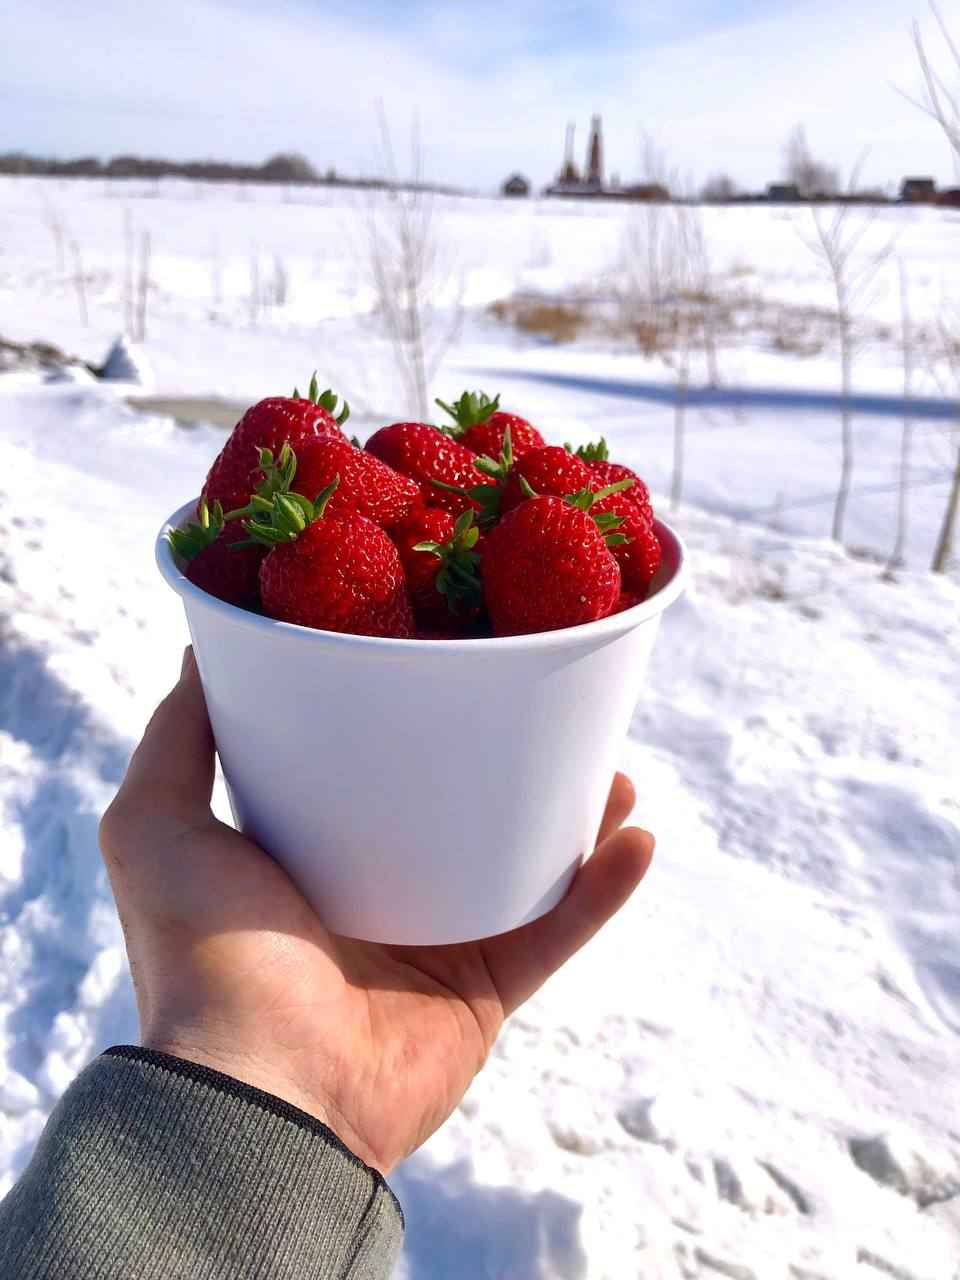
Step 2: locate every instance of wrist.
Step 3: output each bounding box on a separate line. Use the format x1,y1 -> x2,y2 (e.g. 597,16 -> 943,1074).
141,1032 -> 333,1133
140,1031 -> 387,1174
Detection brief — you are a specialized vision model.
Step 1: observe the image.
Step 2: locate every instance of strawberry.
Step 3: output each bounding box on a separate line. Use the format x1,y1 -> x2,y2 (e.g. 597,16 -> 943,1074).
201,375 -> 349,514
249,482 -> 414,638
166,499 -> 264,610
500,446 -> 592,515
364,421 -> 496,518
271,437 -> 422,531
481,495 -> 621,636
572,439 -> 653,520
595,500 -> 662,592
392,508 -> 482,628
436,390 -> 545,460
612,591 -> 645,614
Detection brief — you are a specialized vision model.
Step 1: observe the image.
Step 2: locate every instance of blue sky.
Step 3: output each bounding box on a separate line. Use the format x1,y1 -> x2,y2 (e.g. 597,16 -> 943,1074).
2,0 -> 956,191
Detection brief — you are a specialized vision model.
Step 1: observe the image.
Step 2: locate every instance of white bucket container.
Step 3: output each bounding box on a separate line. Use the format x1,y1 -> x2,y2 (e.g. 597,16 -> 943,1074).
157,500 -> 687,945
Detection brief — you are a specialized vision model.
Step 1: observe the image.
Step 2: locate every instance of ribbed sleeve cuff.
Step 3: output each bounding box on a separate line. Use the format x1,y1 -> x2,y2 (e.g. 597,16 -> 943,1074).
0,1046 -> 403,1280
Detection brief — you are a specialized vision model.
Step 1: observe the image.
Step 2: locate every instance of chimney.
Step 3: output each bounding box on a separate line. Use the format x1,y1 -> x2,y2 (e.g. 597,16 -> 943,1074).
561,121 -> 579,182
587,115 -> 603,186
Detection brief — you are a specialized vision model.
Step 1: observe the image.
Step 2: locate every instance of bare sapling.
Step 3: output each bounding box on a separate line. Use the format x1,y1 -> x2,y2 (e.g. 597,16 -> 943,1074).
135,231 -> 151,342
887,262 -> 915,572
802,175 -> 891,544
249,248 -> 261,327
362,105 -> 463,419
272,255 -> 288,309
620,144 -> 719,507
930,314 -> 960,574
44,204 -> 65,273
70,239 -> 88,326
210,237 -> 223,310
911,5 -> 960,571
123,209 -> 135,335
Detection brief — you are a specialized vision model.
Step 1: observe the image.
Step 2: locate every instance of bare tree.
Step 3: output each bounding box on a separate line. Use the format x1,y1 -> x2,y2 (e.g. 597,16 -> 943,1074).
700,174 -> 739,202
361,106 -> 463,420
123,208 -> 135,335
931,424 -> 960,572
135,231 -> 151,342
43,202 -> 65,273
912,6 -> 960,571
620,143 -> 721,506
802,184 -> 891,543
912,6 -> 960,161
249,247 -> 261,327
69,239 -> 88,326
888,262 -> 915,572
784,125 -> 840,197
928,312 -> 960,574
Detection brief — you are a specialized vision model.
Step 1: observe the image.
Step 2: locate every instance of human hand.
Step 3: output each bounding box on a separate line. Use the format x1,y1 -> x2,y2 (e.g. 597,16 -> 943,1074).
100,649 -> 654,1174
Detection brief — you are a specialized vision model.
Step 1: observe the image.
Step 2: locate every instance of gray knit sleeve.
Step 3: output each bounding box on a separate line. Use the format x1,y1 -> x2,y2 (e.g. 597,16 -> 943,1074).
0,1046 -> 403,1280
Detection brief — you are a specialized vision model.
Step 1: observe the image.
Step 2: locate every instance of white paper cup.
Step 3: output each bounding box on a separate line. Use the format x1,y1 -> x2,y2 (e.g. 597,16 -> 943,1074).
156,500 -> 686,944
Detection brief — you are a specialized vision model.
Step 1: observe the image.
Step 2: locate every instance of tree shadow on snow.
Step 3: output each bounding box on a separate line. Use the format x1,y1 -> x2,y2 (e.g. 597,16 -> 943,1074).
393,1156 -> 588,1280
471,368 -> 958,423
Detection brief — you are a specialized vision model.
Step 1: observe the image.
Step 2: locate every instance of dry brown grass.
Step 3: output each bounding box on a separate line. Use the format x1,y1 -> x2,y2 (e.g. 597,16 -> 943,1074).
489,298 -> 588,343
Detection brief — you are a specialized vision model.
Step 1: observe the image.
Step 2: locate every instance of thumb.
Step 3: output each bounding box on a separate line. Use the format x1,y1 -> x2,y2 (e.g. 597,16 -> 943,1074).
107,647 -> 216,835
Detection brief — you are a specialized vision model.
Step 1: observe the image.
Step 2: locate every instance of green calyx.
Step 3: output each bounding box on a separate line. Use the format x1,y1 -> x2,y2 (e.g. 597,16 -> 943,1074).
427,424 -> 512,528
222,443 -> 299,522
242,476 -> 340,547
166,497 -> 224,561
472,423 -> 514,484
435,389 -> 500,437
413,510 -> 483,615
429,477 -> 503,529
291,371 -> 350,425
564,478 -> 635,546
563,437 -> 610,463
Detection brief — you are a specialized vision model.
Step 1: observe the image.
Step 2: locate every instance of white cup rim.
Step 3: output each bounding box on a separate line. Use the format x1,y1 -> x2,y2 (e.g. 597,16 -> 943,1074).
157,498 -> 688,652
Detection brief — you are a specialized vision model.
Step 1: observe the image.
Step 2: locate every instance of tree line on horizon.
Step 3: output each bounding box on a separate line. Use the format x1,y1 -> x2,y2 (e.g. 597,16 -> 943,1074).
0,150 -> 460,195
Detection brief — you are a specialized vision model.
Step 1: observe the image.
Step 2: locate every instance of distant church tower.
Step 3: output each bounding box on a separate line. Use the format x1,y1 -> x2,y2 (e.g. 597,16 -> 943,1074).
587,115 -> 603,186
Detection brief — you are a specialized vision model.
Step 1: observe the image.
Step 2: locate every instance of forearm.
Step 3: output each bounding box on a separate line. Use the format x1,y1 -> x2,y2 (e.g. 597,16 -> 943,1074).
0,1047 -> 403,1280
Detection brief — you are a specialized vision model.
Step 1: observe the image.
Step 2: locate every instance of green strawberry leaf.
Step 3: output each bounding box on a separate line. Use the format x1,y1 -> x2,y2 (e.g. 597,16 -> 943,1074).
166,498 -> 225,561
435,389 -> 500,437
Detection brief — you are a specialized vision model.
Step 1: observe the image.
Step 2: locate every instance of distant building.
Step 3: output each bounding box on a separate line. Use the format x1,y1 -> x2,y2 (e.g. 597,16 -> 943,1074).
546,117 -> 621,198
901,177 -> 937,203
621,183 -> 670,202
502,174 -> 530,198
542,118 -> 671,201
586,115 -> 603,187
766,183 -> 801,202
938,187 -> 960,207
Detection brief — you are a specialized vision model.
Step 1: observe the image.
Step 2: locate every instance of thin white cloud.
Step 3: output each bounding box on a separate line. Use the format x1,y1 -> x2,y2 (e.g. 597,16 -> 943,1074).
3,0 -> 956,190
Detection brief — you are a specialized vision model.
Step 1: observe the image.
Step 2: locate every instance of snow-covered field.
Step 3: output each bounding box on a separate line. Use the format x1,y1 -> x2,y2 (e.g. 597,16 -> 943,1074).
1,176 -> 958,1278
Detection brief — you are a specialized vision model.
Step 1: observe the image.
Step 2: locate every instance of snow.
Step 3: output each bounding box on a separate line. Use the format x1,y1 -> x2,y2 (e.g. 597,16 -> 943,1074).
1,176 -> 959,1278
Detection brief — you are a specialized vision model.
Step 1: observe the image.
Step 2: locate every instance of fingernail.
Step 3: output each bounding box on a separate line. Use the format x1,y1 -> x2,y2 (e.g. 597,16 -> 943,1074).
180,646 -> 196,677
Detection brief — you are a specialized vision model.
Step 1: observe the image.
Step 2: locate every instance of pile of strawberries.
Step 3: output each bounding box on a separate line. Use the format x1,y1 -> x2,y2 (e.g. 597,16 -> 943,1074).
168,377 -> 662,639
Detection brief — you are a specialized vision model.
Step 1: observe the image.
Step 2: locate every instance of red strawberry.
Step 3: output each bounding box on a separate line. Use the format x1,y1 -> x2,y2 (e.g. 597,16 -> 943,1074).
436,390 -> 545,459
573,439 -> 653,520
500,446 -> 592,515
481,495 -> 621,636
612,591 -> 645,614
167,499 -> 264,610
594,500 -> 662,592
201,376 -> 349,514
281,437 -> 422,531
392,507 -> 482,628
250,483 -> 414,638
364,422 -> 495,517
